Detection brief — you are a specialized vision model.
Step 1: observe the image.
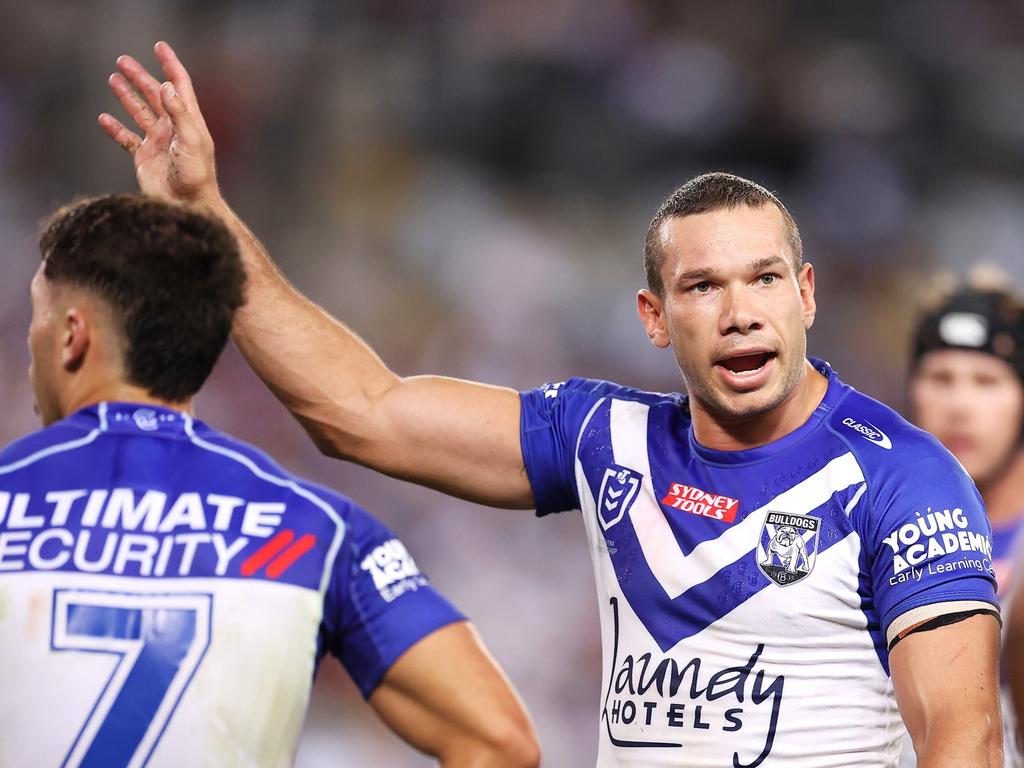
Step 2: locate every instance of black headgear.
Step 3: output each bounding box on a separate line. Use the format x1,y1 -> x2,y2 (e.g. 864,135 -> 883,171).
911,287 -> 1024,384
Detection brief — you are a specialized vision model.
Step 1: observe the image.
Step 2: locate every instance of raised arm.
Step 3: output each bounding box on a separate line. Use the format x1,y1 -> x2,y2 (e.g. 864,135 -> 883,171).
99,43 -> 532,508
369,622 -> 540,767
890,614 -> 1003,768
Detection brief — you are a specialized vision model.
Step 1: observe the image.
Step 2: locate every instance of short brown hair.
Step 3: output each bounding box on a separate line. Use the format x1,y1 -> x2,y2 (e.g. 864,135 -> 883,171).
39,194 -> 246,401
643,172 -> 803,295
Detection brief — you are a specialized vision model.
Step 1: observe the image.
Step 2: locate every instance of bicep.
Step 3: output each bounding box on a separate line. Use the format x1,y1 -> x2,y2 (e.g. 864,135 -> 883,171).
356,375 -> 534,509
368,622 -> 534,759
890,613 -> 1001,760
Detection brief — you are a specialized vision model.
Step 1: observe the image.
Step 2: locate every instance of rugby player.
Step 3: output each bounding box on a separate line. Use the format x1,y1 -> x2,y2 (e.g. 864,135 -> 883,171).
0,194 -> 539,767
899,277 -> 1024,767
909,277 -> 1024,593
99,42 -> 1003,766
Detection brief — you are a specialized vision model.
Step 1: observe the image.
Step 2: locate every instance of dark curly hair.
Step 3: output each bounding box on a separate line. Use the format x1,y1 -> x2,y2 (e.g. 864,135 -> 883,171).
39,194 -> 246,401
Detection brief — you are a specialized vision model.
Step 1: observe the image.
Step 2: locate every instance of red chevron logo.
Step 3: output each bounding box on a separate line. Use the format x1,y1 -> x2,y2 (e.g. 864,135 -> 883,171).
240,529 -> 317,578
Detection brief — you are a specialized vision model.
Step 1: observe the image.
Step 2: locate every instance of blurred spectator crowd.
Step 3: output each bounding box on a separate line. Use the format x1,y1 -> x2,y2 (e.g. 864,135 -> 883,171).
2,1 -> 1024,764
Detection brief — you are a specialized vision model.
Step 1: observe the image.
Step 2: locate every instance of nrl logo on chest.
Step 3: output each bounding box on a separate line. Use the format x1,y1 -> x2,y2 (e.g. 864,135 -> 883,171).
596,464 -> 643,531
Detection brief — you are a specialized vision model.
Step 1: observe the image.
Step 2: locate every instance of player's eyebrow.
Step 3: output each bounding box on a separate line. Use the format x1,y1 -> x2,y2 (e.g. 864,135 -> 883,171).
750,255 -> 788,272
676,267 -> 715,282
675,255 -> 789,285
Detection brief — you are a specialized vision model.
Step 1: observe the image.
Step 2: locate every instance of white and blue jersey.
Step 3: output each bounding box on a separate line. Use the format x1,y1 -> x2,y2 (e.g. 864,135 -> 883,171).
520,359 -> 998,767
0,402 -> 463,768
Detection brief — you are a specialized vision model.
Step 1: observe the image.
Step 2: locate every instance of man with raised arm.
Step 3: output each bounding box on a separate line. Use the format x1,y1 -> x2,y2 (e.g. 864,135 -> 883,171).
100,42 -> 1003,767
0,193 -> 538,767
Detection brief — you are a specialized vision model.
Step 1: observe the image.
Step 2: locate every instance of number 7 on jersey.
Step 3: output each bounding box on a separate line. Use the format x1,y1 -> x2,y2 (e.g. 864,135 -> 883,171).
51,590 -> 213,768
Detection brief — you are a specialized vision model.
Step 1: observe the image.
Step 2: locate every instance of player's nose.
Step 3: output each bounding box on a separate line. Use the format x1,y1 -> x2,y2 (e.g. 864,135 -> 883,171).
718,284 -> 763,335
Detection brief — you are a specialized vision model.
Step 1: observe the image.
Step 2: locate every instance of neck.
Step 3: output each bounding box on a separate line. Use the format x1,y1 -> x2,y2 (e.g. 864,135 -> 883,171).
690,360 -> 829,451
976,451 -> 1024,527
61,379 -> 193,420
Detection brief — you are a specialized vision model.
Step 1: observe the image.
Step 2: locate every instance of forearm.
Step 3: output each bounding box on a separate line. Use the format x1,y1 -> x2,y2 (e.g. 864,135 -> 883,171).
204,197 -> 399,452
370,624 -> 540,768
199,199 -> 531,505
100,44 -> 530,504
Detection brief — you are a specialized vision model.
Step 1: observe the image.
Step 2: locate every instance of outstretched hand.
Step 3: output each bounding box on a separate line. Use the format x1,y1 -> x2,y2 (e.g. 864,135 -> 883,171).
99,41 -> 221,208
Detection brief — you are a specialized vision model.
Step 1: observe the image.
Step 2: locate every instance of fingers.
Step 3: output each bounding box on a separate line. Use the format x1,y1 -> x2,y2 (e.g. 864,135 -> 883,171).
97,113 -> 142,154
108,72 -> 161,134
153,41 -> 207,128
159,82 -> 204,148
116,54 -> 165,116
105,42 -> 212,160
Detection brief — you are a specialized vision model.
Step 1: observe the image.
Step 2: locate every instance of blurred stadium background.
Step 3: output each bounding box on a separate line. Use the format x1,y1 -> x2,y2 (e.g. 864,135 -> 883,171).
2,1 -> 1024,764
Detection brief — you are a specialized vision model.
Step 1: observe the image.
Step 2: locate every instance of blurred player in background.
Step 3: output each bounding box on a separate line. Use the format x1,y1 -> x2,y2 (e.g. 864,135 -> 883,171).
100,42 -> 1002,766
900,273 -> 1024,767
0,194 -> 538,767
909,274 -> 1024,592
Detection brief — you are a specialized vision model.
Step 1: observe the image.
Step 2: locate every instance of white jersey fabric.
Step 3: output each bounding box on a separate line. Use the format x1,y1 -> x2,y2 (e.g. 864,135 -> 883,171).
520,360 -> 999,767
0,403 -> 463,767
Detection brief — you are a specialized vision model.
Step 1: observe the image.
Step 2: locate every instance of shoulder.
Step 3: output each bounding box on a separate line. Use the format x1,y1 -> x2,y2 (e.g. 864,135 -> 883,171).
525,377 -> 685,416
187,420 -> 358,522
0,419 -> 96,470
826,385 -> 975,495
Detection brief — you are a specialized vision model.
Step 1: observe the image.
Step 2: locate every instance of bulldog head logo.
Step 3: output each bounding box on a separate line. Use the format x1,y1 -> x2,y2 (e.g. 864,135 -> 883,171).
757,512 -> 820,586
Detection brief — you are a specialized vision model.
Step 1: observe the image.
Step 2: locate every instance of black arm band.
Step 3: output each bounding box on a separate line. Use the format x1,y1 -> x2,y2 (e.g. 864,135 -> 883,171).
887,607 -> 1001,652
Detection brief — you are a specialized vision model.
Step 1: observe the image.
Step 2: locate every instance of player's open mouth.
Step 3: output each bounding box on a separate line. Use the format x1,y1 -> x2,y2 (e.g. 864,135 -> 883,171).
714,351 -> 776,389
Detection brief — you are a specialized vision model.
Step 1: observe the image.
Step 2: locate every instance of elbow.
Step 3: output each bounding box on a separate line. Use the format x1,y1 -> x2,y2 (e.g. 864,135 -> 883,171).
981,707 -> 1004,768
441,718 -> 541,768
491,721 -> 541,768
304,421 -> 345,460
293,411 -> 368,463
292,391 -> 400,466
915,710 -> 1003,768
988,717 -> 1005,768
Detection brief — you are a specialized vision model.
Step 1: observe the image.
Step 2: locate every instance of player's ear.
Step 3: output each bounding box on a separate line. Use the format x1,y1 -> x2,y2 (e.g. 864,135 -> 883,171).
798,263 -> 816,330
61,307 -> 90,372
638,289 -> 671,349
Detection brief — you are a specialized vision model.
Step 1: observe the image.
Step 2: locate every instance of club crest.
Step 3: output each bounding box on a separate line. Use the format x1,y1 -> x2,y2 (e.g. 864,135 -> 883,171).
596,465 -> 643,531
757,511 -> 820,586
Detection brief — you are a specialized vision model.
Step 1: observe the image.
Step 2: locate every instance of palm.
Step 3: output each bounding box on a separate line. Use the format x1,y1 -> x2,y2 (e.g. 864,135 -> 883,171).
130,117 -> 175,199
133,119 -> 210,203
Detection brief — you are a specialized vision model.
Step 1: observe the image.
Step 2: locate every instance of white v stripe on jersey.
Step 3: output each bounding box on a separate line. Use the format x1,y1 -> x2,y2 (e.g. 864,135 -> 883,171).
608,398 -> 866,599
523,364 -> 998,766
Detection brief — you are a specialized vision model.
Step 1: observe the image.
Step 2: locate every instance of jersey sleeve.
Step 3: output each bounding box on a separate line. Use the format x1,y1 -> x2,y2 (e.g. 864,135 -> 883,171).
860,441 -> 999,646
519,377 -> 628,516
320,505 -> 465,698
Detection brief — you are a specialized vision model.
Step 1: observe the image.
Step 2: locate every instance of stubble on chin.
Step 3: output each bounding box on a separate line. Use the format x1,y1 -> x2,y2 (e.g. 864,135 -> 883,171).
683,356 -> 805,422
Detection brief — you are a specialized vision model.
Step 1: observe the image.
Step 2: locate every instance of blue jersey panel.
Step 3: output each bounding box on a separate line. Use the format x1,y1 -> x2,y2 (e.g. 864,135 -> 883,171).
0,402 -> 464,696
0,406 -> 342,592
520,361 -> 999,654
318,500 -> 465,698
520,377 -> 681,516
516,359 -> 1000,763
829,392 -> 998,636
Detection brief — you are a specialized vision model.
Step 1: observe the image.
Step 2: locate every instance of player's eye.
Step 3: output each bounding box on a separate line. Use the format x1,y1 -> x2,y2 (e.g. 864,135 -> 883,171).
926,370 -> 954,386
691,281 -> 712,294
757,273 -> 779,286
